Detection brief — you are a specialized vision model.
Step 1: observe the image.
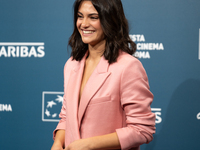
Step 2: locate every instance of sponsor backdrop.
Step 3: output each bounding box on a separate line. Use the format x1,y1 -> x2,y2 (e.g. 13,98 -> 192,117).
0,0 -> 200,150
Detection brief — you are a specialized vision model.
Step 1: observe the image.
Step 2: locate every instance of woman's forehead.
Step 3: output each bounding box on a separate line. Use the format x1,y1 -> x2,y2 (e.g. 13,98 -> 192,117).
78,1 -> 98,14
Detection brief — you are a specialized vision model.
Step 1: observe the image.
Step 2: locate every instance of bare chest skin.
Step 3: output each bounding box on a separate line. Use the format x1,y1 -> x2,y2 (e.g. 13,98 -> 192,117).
79,58 -> 100,105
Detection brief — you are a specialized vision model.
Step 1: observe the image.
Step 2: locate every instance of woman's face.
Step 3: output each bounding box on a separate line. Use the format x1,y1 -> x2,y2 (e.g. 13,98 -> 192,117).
76,1 -> 105,46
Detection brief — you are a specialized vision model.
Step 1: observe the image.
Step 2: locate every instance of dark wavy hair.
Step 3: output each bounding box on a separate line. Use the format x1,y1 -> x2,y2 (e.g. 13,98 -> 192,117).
69,0 -> 136,64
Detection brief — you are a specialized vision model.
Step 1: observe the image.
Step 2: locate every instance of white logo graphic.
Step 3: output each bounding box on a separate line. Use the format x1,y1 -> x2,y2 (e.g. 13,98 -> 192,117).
42,91 -> 64,122
0,42 -> 45,58
129,34 -> 164,59
151,108 -> 162,124
0,104 -> 12,112
197,112 -> 200,120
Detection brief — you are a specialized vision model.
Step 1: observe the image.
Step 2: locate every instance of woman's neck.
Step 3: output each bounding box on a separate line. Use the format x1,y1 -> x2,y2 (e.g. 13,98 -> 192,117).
87,40 -> 106,61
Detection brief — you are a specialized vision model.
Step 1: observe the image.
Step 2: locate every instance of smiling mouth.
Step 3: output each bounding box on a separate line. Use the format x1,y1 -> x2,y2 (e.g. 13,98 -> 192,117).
82,30 -> 95,34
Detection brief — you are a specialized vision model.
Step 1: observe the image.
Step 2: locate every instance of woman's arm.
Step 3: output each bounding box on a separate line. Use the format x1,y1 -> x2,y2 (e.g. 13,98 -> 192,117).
51,130 -> 65,150
115,57 -> 155,149
65,132 -> 121,150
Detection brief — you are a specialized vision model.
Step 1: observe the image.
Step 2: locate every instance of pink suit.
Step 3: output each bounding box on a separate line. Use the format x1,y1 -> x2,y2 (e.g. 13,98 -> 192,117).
53,51 -> 155,150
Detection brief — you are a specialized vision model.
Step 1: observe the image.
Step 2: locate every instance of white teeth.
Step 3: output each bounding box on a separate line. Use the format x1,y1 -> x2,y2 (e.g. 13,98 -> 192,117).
83,30 -> 94,34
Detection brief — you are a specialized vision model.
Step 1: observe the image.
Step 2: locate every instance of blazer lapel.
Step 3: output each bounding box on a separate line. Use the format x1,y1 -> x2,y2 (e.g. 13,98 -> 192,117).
78,56 -> 111,127
65,55 -> 86,140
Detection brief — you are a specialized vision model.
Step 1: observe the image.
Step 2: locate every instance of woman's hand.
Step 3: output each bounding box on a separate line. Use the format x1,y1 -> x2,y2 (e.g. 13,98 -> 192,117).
65,133 -> 120,150
65,139 -> 91,150
51,130 -> 65,150
51,143 -> 64,150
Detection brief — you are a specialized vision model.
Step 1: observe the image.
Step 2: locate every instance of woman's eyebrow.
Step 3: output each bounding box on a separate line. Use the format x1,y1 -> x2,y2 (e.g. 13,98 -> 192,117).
88,13 -> 98,16
77,11 -> 98,16
77,12 -> 83,15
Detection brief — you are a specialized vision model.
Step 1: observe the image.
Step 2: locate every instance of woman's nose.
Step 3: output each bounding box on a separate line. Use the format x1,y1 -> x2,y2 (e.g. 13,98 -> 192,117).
81,18 -> 89,27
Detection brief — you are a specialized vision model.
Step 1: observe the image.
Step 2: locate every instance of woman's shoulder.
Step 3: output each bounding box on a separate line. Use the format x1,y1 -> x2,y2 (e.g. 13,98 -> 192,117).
114,51 -> 148,80
116,51 -> 142,67
64,56 -> 79,70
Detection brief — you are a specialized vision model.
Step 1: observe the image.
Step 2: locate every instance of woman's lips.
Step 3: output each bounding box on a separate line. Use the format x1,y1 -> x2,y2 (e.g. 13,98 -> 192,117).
81,30 -> 95,36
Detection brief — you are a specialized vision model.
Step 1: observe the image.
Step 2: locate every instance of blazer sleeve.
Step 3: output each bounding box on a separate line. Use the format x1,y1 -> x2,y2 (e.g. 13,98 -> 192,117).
116,58 -> 156,150
53,58 -> 72,140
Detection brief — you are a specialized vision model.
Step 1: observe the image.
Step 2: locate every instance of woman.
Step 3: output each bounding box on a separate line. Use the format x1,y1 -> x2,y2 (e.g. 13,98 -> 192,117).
51,0 -> 155,150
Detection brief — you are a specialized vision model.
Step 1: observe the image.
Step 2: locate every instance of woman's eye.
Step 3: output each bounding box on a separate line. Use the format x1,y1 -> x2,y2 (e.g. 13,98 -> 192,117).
77,15 -> 83,18
91,16 -> 98,20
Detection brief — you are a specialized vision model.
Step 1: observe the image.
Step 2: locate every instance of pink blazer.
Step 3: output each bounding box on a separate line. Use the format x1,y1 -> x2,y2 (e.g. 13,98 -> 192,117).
53,51 -> 155,150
